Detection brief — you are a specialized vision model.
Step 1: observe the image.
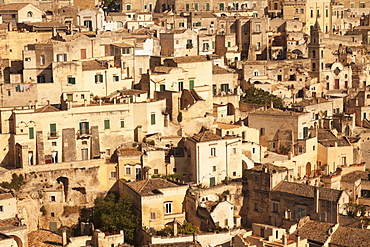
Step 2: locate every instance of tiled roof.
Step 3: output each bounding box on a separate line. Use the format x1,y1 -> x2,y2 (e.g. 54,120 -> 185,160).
292,97 -> 329,107
172,55 -> 209,63
249,108 -> 304,116
82,60 -> 107,71
295,219 -> 334,244
169,29 -> 186,34
212,65 -> 231,74
0,191 -> 13,200
28,229 -> 62,247
215,122 -> 241,130
341,171 -> 368,182
330,226 -> 370,247
0,3 -> 29,11
251,163 -> 289,173
318,130 -> 351,147
119,148 -> 143,156
112,42 -> 134,47
273,181 -> 343,202
151,241 -> 201,247
127,178 -> 182,196
153,66 -> 173,74
0,217 -> 20,227
191,130 -> 222,142
34,105 -> 60,113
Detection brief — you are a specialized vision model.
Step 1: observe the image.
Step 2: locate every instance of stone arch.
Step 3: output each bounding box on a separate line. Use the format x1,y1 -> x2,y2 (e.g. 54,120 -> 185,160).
305,162 -> 312,176
9,234 -> 23,247
57,177 -> 69,202
292,49 -> 303,56
242,160 -> 248,175
226,103 -> 235,116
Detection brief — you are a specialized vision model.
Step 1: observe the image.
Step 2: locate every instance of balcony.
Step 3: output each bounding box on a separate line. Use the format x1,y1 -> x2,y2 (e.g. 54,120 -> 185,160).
77,129 -> 92,139
48,131 -> 59,139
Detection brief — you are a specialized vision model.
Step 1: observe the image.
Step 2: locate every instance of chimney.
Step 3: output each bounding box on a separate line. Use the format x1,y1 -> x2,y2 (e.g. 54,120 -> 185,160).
314,187 -> 319,213
173,219 -> 178,236
282,233 -> 287,245
62,230 -> 67,247
296,234 -> 300,247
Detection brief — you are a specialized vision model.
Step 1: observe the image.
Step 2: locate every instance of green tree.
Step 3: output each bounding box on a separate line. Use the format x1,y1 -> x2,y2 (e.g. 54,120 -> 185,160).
93,193 -> 139,244
345,203 -> 367,217
0,173 -> 25,191
241,87 -> 283,107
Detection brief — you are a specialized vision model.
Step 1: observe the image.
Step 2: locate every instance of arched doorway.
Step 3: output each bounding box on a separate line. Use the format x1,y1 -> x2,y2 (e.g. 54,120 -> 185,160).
9,235 -> 23,247
306,162 -> 312,176
227,103 -> 235,116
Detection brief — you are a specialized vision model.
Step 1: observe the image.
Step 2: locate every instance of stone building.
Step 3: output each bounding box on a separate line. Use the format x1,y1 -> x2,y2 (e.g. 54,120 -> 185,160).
115,178 -> 188,231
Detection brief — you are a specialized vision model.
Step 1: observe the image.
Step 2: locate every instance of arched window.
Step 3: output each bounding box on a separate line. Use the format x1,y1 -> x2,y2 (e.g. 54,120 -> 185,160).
117,21 -> 123,28
312,50 -> 316,58
312,63 -> 316,71
27,11 -> 33,17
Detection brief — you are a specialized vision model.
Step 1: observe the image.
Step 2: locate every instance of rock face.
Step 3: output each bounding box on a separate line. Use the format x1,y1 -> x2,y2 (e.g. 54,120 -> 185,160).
16,166 -> 103,232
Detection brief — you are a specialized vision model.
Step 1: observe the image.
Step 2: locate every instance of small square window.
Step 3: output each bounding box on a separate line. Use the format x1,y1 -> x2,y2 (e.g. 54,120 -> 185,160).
113,75 -> 119,82
154,169 -> 159,174
51,212 -> 55,217
110,171 -> 116,179
52,142 -> 57,146
126,167 -> 131,175
50,196 -> 56,202
150,212 -> 156,220
213,166 -> 216,172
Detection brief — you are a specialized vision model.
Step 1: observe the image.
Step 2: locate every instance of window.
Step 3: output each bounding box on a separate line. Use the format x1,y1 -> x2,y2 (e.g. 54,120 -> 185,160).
40,55 -> 45,65
213,166 -> 216,172
186,3 -> 190,11
50,196 -> 56,202
79,122 -> 89,135
255,24 -> 261,32
233,171 -> 236,176
120,120 -> 125,128
37,75 -> 46,83
154,169 -> 159,174
178,81 -> 183,91
189,80 -> 195,90
360,2 -> 365,8
310,9 -> 314,18
260,128 -> 265,136
110,171 -> 116,179
11,14 -> 16,18
104,120 -> 110,130
194,3 -> 198,10
296,207 -> 307,219
95,74 -> 103,83
179,22 -> 184,27
150,113 -> 156,125
164,201 -> 172,214
160,84 -> 166,91
125,167 -> 131,175
126,4 -> 131,10
350,2 -> 354,8
220,3 -> 225,11
206,3 -> 210,11
0,205 -> 3,213
29,127 -> 34,139
272,202 -> 279,212
325,8 -> 329,17
27,11 -> 33,17
56,54 -> 67,62
52,142 -> 57,146
252,148 -> 255,154
150,212 -> 156,220
113,75 -> 119,82
233,148 -> 237,154
51,212 -> 55,217
25,57 -> 31,61
50,124 -> 57,138
210,147 -> 216,157
67,77 -> 76,85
